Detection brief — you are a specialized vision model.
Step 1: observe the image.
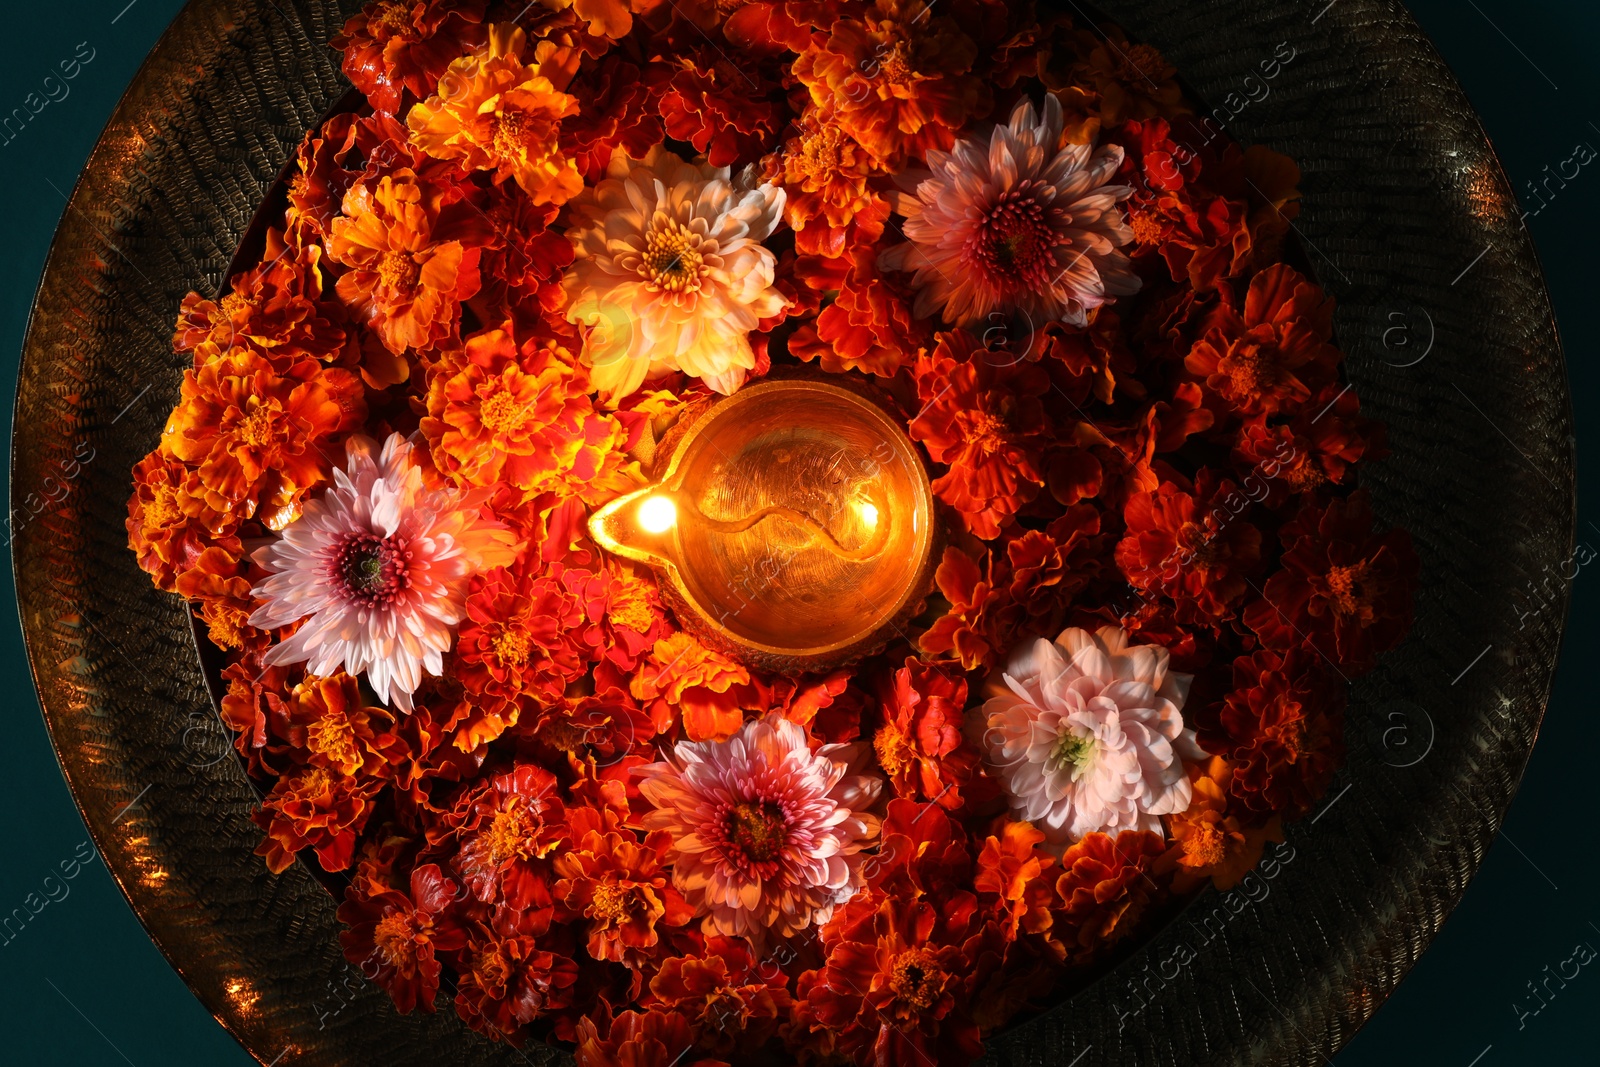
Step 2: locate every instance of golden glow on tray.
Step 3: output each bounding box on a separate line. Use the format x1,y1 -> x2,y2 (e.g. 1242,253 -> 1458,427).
589,379 -> 935,669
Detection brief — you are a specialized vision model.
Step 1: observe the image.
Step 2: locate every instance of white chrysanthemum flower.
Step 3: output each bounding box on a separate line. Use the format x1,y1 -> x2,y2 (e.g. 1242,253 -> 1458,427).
636,715 -> 882,944
562,145 -> 788,401
248,433 -> 517,712
879,94 -> 1141,328
977,625 -> 1203,853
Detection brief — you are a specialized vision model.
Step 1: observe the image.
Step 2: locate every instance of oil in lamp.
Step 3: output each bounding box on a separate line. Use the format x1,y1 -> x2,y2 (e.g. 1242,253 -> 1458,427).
588,378 -> 937,672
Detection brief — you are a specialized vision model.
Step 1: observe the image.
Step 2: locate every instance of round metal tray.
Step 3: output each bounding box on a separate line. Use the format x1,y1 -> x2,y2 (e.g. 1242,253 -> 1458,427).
13,0 -> 1572,1064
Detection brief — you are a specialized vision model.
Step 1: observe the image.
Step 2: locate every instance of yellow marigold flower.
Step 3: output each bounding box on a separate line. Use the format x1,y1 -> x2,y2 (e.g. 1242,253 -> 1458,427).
406,23 -> 582,205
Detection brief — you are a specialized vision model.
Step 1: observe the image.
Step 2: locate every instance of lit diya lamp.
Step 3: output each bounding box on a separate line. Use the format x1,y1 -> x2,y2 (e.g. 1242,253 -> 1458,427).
588,378 -> 938,672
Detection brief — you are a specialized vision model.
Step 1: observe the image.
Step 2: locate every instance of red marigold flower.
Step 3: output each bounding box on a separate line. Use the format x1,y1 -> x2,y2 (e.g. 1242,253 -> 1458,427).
1231,381 -> 1382,506
331,0 -> 489,116
327,169 -> 486,356
127,449 -> 240,593
575,1005 -> 726,1067
161,348 -> 364,524
473,183 -> 574,331
175,233 -> 349,369
803,891 -> 995,1067
646,936 -> 793,1056
1161,754 -> 1282,890
218,654 -> 298,779
420,326 -> 632,503
1044,26 -> 1188,129
449,763 -> 568,913
788,247 -> 929,377
650,48 -> 788,169
284,672 -> 402,779
910,332 -> 1053,538
764,118 -> 891,257
1115,468 -> 1263,624
561,54 -> 664,183
791,0 -> 990,168
1243,490 -> 1417,672
454,556 -> 591,735
1047,830 -> 1165,962
453,924 -> 578,1044
337,864 -> 468,1014
872,797 -> 974,900
872,658 -> 978,810
551,823 -> 694,965
630,631 -> 759,743
1184,263 -> 1341,417
1202,648 -> 1346,818
286,112 -> 434,245
253,763 -> 383,874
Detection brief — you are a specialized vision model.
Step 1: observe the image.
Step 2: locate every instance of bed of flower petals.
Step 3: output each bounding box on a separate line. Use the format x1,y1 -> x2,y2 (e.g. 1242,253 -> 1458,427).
126,1 -> 1418,1063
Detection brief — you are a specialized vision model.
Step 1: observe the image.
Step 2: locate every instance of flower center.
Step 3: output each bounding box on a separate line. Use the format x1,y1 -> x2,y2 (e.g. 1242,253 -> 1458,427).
873,723 -> 912,777
1326,560 -> 1376,618
307,712 -> 360,774
1129,210 -> 1165,245
491,627 -> 531,666
968,187 -> 1058,291
372,0 -> 416,37
483,802 -> 537,865
491,110 -> 552,160
236,406 -> 280,449
372,911 -> 418,968
332,533 -> 412,607
1178,520 -> 1220,567
220,291 -> 251,320
377,251 -> 421,294
1223,340 -> 1279,398
1183,820 -> 1228,867
588,881 -> 631,922
1116,44 -> 1168,85
145,485 -> 183,528
479,388 -> 527,435
1048,729 -> 1097,780
642,222 -> 705,293
889,948 -> 944,1011
725,800 -> 788,864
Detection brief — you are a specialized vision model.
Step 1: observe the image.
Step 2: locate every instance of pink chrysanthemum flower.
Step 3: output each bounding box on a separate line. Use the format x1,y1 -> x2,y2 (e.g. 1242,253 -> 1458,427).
977,625 -> 1203,853
248,433 -> 517,712
879,94 -> 1140,328
636,715 -> 882,943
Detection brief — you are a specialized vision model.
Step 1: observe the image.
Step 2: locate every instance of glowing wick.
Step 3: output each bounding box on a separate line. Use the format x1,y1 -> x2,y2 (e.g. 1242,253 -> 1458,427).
857,501 -> 880,529
637,495 -> 678,534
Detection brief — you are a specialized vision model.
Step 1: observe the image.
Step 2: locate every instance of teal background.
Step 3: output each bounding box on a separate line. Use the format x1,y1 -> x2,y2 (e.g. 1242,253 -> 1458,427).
0,2 -> 1592,1064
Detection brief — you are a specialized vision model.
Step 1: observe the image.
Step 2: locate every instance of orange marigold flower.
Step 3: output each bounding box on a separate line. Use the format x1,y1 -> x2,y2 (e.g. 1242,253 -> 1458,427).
765,118 -> 889,257
652,48 -> 789,169
973,819 -> 1057,940
218,654 -> 298,780
337,864 -> 467,1015
285,672 -> 401,779
253,763 -> 383,874
1163,755 -> 1282,890
647,937 -> 793,1056
803,890 -> 996,1067
453,924 -> 578,1043
127,449 -> 239,593
630,631 -> 759,742
789,247 -> 929,377
1047,830 -> 1165,962
792,0 -> 990,168
1202,647 -> 1346,818
551,825 -> 693,965
332,0 -> 488,116
561,53 -> 664,183
407,24 -> 583,204
576,1005 -> 727,1067
161,348 -> 364,524
175,233 -> 348,369
1184,264 -> 1341,418
1045,26 -> 1188,130
420,326 -> 632,503
917,545 -> 1002,672
909,332 -> 1053,538
173,545 -> 264,652
872,657 -> 978,810
327,169 -> 485,356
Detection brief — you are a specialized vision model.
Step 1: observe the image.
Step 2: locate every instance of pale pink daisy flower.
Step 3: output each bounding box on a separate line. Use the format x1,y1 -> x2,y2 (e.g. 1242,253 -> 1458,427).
248,432 -> 517,712
636,715 -> 882,943
976,625 -> 1203,853
878,94 -> 1141,329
